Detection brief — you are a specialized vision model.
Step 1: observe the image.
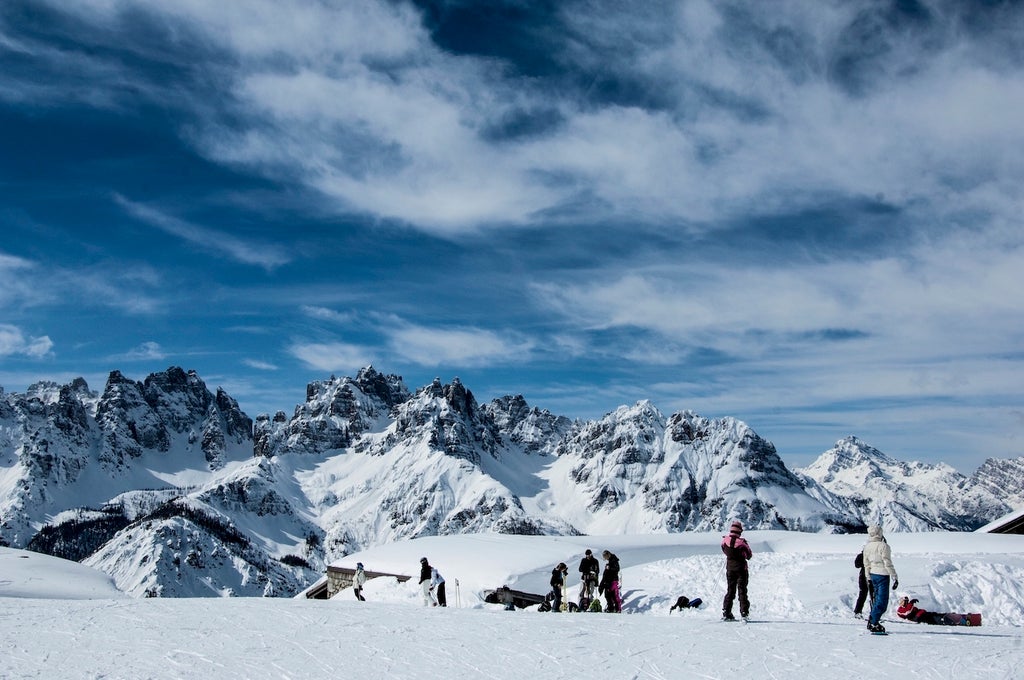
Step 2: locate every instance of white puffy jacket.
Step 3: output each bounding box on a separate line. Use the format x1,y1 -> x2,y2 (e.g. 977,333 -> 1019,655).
862,526 -> 898,580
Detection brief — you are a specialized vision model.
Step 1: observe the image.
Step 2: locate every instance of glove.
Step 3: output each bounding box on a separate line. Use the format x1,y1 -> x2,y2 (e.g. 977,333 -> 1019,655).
892,579 -> 899,590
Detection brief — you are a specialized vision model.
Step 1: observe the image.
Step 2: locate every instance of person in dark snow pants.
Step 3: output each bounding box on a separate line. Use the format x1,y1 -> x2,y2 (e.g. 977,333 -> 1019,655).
353,562 -> 367,601
721,520 -> 752,620
430,566 -> 447,607
853,552 -> 870,618
599,551 -> 622,613
549,563 -> 568,612
578,549 -> 600,605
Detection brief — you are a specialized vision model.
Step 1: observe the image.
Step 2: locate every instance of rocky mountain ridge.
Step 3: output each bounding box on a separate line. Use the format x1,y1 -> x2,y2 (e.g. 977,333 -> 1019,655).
1,366 -> 1020,597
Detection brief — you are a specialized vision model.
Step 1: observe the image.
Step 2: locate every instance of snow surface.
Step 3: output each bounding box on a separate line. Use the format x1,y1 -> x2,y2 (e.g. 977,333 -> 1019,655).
3,532 -> 1024,679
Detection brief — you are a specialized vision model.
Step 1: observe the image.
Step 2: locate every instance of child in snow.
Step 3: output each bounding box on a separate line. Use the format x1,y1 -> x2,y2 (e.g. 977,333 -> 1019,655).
353,562 -> 367,601
669,595 -> 702,613
896,597 -> 980,626
721,520 -> 752,621
862,526 -> 898,634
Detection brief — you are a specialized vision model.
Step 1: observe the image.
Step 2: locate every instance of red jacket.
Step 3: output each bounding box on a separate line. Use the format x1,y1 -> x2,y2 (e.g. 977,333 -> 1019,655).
897,599 -> 926,622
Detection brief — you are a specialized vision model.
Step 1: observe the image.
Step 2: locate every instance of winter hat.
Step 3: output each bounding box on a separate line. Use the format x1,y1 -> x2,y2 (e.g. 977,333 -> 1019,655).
729,521 -> 743,536
356,562 -> 364,569
868,525 -> 884,539
585,549 -> 592,556
420,557 -> 428,564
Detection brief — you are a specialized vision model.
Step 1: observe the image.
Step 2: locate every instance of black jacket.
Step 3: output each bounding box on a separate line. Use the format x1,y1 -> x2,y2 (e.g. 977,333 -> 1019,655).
579,555 -> 600,579
419,562 -> 431,584
600,553 -> 620,589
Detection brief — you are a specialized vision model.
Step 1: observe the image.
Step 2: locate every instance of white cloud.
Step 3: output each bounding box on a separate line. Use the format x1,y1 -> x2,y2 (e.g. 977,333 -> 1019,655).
242,358 -> 278,371
387,324 -> 534,367
19,1 -> 1024,236
0,325 -> 53,358
300,306 -> 353,324
287,341 -> 372,372
121,341 -> 166,361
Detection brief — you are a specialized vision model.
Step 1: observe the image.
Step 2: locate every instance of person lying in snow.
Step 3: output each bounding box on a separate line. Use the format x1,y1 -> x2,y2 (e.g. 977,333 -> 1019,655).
896,596 -> 981,626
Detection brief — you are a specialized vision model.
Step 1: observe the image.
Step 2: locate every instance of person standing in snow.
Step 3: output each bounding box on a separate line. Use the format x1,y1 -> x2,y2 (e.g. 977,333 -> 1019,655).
599,550 -> 622,612
862,525 -> 898,633
419,557 -> 437,607
721,520 -> 752,621
549,562 -> 568,612
853,551 -> 870,618
578,549 -> 600,606
353,562 -> 367,601
430,564 -> 447,607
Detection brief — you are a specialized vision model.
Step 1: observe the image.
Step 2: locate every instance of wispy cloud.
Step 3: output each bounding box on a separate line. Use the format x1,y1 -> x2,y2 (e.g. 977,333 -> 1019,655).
17,2 -> 1024,237
115,195 -> 292,271
386,323 -> 534,367
242,358 -> 278,371
287,341 -> 373,373
0,324 -> 53,358
300,306 -> 354,324
0,249 -> 164,315
119,341 -> 166,362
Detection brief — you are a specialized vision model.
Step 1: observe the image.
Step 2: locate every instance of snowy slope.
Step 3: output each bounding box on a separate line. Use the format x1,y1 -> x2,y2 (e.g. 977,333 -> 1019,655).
2,531 -> 1023,679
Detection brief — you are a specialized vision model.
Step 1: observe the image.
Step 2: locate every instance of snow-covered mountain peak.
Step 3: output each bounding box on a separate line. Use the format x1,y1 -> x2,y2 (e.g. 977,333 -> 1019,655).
4,366 -> 1023,598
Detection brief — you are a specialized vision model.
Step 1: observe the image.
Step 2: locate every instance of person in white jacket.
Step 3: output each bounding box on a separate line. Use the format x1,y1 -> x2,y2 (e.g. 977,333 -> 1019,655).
353,562 -> 367,601
430,566 -> 447,607
862,525 -> 898,633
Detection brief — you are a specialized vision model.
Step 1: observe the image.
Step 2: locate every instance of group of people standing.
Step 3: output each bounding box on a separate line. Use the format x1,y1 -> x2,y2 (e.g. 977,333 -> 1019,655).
548,549 -> 622,612
350,521 -> 977,630
418,557 -> 447,606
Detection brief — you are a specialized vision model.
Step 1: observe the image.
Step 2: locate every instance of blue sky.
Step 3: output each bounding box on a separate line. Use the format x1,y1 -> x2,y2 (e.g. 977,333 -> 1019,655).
2,0 -> 1022,472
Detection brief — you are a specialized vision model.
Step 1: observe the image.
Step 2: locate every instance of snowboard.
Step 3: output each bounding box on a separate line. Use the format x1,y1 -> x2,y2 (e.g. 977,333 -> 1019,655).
870,630 -> 889,636
943,612 -> 982,626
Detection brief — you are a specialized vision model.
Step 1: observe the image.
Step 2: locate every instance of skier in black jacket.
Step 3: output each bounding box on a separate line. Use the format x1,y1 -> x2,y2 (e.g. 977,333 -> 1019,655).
578,549 -> 600,606
419,557 -> 436,607
549,563 -> 568,612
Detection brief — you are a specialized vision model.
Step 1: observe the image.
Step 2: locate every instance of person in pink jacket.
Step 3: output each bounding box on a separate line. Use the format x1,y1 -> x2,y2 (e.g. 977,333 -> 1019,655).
861,525 -> 898,633
721,520 -> 752,620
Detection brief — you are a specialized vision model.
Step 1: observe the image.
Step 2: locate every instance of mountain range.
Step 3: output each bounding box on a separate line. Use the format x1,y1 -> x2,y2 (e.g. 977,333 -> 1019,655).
2,366 -> 1021,597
